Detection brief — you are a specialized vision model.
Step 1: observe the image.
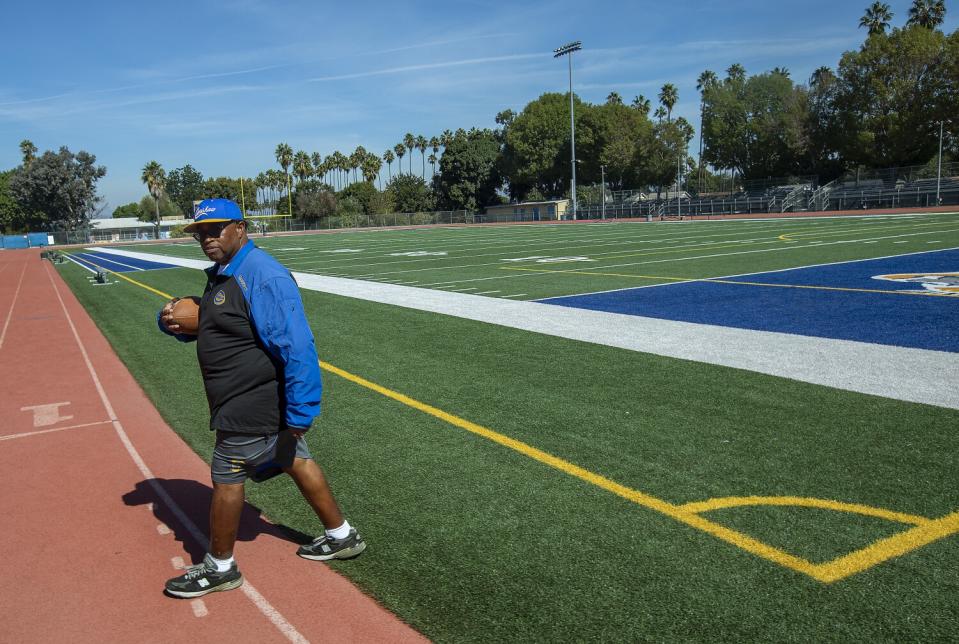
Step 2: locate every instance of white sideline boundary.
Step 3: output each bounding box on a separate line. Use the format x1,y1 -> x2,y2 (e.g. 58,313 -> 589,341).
90,247 -> 959,410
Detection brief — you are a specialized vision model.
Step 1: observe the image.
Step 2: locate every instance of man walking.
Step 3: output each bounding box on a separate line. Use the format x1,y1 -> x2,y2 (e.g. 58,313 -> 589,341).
159,198 -> 364,598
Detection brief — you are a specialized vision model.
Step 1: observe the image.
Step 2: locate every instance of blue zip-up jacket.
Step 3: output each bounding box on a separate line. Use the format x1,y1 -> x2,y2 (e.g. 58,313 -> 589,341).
159,241 -> 322,433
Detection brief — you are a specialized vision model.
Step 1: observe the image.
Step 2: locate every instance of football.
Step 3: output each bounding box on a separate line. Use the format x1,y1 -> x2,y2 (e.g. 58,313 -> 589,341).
170,296 -> 201,335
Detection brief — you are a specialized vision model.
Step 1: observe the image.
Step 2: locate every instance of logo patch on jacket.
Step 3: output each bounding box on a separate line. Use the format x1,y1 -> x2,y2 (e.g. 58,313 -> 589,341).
213,290 -> 227,305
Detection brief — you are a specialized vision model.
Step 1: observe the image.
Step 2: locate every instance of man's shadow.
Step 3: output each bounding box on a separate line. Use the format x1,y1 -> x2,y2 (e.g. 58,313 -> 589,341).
123,478 -> 313,563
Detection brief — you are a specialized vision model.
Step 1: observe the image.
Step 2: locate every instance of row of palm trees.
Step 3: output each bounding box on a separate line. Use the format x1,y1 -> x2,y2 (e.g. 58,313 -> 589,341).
603,83 -> 676,122
273,131 -> 454,194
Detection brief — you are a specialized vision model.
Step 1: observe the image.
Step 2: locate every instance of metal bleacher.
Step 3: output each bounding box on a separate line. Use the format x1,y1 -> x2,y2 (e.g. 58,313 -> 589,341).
573,163 -> 958,221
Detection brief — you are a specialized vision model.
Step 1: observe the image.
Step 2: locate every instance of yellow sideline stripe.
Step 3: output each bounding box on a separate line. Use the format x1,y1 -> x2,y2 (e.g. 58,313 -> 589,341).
501,267 -> 956,297
814,512 -> 959,582
72,252 -> 959,583
319,361 -> 827,579
679,496 -> 930,526
320,361 -> 959,583
108,270 -> 175,299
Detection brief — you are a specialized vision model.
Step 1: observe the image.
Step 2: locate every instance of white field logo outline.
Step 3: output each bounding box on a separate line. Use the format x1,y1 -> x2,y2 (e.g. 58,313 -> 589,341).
872,272 -> 959,295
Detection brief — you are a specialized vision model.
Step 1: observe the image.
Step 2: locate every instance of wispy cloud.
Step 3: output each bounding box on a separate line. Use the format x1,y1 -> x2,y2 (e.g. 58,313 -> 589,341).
0,85 -> 262,123
307,53 -> 548,83
2,33 -> 525,110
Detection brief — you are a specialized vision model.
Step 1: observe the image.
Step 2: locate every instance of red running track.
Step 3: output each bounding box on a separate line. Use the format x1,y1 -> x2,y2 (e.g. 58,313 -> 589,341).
0,249 -> 426,644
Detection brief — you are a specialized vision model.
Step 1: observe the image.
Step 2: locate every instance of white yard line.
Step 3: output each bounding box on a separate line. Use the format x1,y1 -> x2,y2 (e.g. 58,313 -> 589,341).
79,253 -> 147,271
64,254 -> 100,274
534,246 -> 959,301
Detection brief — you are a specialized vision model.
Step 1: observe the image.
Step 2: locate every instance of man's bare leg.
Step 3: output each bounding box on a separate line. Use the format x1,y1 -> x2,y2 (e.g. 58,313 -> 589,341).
284,457 -> 345,529
209,481 -> 245,558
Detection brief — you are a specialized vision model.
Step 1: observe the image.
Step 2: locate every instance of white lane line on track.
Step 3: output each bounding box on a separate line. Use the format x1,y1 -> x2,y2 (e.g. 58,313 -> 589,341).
43,263 -> 309,644
157,524 -> 172,535
171,556 -> 185,569
0,262 -> 28,350
0,420 -> 113,442
191,599 -> 209,617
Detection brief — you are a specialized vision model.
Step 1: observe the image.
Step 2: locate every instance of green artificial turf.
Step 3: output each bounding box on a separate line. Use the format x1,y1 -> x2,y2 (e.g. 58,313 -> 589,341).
111,212 -> 959,300
56,222 -> 959,642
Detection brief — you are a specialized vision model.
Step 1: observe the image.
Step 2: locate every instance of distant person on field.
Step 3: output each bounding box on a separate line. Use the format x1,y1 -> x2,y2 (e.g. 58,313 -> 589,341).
158,198 -> 365,598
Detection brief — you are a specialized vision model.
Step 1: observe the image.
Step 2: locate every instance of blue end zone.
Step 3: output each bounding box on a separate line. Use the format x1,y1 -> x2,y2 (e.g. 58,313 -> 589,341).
71,251 -> 179,273
540,249 -> 959,352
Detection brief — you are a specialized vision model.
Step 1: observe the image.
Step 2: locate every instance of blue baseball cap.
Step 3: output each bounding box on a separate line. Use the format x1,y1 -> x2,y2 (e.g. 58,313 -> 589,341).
184,198 -> 244,232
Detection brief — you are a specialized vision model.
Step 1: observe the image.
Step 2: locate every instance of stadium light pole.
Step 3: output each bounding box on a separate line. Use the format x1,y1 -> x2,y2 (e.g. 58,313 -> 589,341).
936,120 -> 944,205
554,40 -> 582,220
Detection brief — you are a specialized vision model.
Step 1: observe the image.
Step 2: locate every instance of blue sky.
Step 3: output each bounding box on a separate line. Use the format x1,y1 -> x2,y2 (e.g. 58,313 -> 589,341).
1,0 -> 955,213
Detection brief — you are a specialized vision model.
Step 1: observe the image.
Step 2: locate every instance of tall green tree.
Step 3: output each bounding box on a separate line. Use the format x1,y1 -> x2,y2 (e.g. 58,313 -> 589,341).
440,129 -> 454,149
141,160 -> 165,238
310,152 -> 324,183
804,66 -> 844,179
501,92 -> 588,200
350,146 -> 368,185
293,151 -> 312,184
701,70 -> 808,178
696,70 -> 719,192
383,149 -> 395,181
577,99 -> 653,189
19,140 -> 37,168
137,194 -> 180,222
112,202 -> 141,218
434,128 -> 503,210
416,135 -> 428,178
860,2 -> 894,35
362,153 -> 382,186
201,176 -> 248,206
658,83 -> 678,121
165,164 -> 204,217
726,63 -> 747,82
0,170 -> 26,232
10,147 -> 106,231
393,143 -> 406,179
275,142 -> 293,200
907,0 -> 946,28
631,95 -> 651,114
429,136 -> 441,172
637,117 -> 695,198
834,24 -> 954,167
387,174 -> 434,212
403,133 -> 416,173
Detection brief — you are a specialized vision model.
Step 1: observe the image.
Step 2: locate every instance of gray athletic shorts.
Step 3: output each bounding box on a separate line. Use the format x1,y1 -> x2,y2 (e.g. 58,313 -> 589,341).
211,430 -> 312,484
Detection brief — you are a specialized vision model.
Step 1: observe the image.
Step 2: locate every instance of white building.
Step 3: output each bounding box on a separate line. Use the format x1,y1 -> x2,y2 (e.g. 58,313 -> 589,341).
89,216 -> 192,242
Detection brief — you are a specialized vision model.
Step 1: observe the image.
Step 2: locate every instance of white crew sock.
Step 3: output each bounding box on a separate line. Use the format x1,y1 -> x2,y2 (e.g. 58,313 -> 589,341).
209,554 -> 234,572
325,520 -> 352,541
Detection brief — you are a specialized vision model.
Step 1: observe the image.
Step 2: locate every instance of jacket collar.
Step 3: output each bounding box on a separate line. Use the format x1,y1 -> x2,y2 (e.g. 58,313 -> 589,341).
216,240 -> 256,277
